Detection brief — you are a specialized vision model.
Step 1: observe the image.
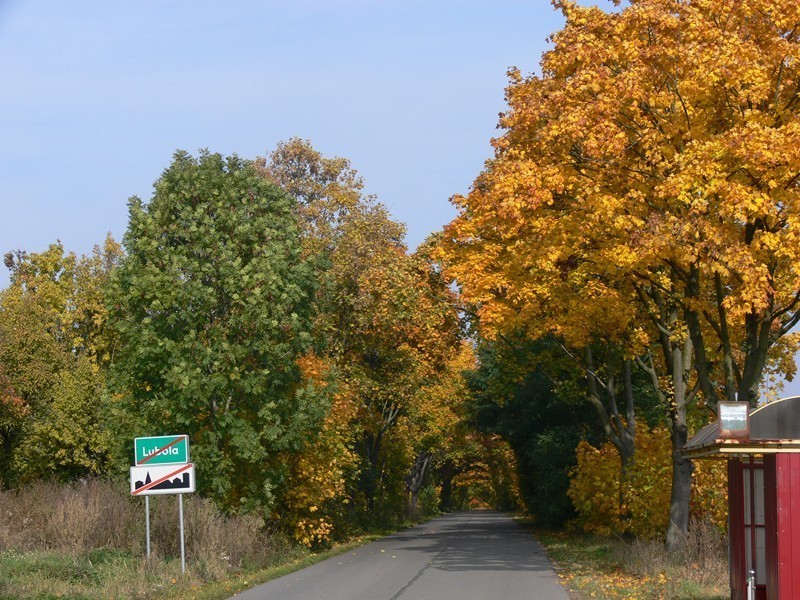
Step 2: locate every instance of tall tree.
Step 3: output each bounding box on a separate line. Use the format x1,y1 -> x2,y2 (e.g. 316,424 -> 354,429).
260,140 -> 463,525
108,150 -> 323,513
441,0 -> 800,548
256,137 -> 366,256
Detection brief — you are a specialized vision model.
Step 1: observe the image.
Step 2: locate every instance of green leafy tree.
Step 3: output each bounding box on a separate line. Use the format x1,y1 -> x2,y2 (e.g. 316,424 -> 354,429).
466,335 -> 594,527
108,150 -> 323,513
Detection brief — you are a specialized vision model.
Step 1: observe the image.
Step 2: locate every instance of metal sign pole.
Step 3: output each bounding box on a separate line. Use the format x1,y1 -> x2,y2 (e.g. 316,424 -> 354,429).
146,496 -> 151,558
179,493 -> 186,574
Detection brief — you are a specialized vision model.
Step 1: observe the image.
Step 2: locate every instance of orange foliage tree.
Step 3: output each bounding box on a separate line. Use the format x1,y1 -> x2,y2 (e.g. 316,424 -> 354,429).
282,354 -> 359,547
262,140 -> 467,529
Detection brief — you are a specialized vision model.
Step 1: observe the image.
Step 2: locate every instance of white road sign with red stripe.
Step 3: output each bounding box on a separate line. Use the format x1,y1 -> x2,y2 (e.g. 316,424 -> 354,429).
130,463 -> 196,496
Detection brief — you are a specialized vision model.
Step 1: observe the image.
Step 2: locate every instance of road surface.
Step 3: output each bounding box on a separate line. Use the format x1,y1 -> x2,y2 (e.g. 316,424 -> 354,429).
231,511 -> 570,600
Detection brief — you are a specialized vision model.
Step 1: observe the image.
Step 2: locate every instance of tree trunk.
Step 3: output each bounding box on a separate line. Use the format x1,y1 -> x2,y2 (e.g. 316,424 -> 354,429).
405,451 -> 430,518
636,289 -> 697,552
665,327 -> 694,552
666,424 -> 693,551
0,427 -> 17,489
579,347 -> 637,470
361,432 -> 383,512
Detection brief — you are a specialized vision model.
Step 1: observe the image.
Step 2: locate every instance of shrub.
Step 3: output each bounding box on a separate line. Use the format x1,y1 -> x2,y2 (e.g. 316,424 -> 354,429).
0,479 -> 139,553
568,440 -> 625,536
281,389 -> 359,548
568,427 -> 726,538
691,458 -> 728,530
419,484 -> 442,516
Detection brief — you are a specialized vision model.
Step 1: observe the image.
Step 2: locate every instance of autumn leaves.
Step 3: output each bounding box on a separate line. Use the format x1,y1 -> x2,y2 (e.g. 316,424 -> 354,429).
439,0 -> 800,547
5,0 -> 800,553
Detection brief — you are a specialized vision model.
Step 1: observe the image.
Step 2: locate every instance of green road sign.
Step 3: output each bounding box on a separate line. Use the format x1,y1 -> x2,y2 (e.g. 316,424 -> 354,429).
134,435 -> 189,466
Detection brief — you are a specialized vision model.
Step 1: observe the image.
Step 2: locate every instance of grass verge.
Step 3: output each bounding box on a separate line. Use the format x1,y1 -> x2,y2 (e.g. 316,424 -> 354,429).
0,531 -> 394,600
529,522 -> 729,600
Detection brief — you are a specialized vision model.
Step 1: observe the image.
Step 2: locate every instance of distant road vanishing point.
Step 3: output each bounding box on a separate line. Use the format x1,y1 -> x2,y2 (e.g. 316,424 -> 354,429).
231,511 -> 570,600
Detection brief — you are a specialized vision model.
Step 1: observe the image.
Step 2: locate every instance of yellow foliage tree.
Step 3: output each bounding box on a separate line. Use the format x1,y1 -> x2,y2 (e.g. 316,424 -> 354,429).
262,140 -> 466,527
569,428 -> 726,538
441,0 -> 800,548
0,237 -> 123,485
282,378 -> 359,547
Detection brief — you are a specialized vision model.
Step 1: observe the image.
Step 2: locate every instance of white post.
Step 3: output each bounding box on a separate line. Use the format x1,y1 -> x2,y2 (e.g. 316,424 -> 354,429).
145,496 -> 151,559
179,493 -> 186,574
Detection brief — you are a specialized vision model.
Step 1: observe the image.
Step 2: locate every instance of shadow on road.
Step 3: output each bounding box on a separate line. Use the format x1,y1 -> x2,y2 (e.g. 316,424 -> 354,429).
376,511 -> 552,573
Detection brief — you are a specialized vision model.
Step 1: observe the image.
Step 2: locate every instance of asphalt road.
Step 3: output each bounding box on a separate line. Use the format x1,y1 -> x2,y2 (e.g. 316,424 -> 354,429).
231,511 -> 570,600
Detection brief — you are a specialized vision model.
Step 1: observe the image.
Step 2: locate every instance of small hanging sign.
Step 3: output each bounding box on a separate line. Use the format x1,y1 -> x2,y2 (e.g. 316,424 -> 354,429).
718,402 -> 750,440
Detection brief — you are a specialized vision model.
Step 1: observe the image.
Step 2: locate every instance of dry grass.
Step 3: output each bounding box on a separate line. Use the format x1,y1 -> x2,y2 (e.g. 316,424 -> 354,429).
0,479 -> 302,599
0,479 -> 140,553
611,519 -> 728,594
535,519 -> 729,599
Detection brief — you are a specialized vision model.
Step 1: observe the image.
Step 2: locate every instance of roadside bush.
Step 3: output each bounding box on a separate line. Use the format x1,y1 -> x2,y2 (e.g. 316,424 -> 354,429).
691,457 -> 728,530
281,389 -> 359,549
567,440 -> 623,536
568,427 -> 726,538
419,483 -> 441,516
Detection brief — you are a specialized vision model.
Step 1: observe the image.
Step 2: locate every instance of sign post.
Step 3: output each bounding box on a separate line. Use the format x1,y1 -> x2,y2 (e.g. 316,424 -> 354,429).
130,434 -> 194,572
179,494 -> 186,574
146,496 -> 151,558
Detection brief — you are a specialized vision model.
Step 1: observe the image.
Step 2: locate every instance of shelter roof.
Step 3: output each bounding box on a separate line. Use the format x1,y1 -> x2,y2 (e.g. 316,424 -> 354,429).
683,396 -> 800,459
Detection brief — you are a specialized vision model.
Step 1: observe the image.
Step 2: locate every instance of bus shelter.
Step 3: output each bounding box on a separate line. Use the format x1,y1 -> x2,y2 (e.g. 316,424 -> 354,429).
683,396 -> 800,600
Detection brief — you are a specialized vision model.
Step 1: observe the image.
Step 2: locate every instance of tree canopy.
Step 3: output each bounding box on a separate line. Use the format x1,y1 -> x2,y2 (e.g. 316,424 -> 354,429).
440,0 -> 800,548
0,238 -> 122,486
443,0 -> 800,405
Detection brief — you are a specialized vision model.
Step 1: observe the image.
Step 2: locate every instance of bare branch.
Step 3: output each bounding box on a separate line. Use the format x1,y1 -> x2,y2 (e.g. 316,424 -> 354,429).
556,342 -> 608,391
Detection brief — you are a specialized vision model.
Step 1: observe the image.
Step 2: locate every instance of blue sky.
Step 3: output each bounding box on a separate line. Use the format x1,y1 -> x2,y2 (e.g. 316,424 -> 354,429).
0,0 -> 565,288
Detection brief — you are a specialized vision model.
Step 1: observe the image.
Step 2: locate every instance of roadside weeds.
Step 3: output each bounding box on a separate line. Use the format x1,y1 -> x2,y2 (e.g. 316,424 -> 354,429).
523,519 -> 728,600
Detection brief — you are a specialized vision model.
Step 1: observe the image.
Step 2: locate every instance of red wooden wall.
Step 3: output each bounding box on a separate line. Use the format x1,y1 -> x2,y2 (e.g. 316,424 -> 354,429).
765,454 -> 800,600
